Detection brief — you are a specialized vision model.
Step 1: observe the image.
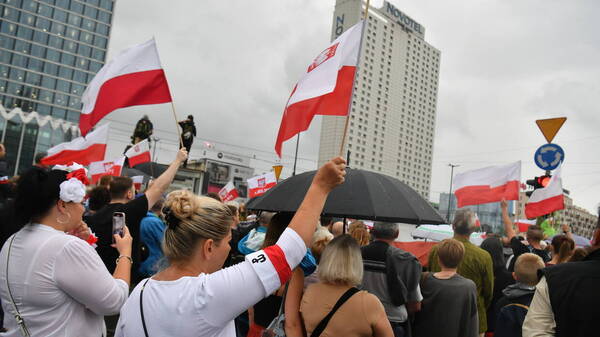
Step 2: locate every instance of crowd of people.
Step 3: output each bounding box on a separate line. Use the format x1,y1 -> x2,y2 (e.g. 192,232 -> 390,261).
0,149 -> 597,337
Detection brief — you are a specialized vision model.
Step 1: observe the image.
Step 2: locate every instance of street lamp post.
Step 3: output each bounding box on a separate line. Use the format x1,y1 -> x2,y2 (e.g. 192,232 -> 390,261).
447,163 -> 460,223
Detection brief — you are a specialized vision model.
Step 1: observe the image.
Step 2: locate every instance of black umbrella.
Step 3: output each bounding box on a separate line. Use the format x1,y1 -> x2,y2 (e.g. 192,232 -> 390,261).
247,168 -> 445,224
121,168 -> 152,183
131,162 -> 166,178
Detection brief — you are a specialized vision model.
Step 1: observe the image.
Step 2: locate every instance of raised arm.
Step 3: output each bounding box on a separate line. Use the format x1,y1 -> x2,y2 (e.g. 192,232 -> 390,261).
145,149 -> 187,207
200,158 -> 346,327
288,157 -> 346,247
501,199 -> 516,242
561,223 -> 574,240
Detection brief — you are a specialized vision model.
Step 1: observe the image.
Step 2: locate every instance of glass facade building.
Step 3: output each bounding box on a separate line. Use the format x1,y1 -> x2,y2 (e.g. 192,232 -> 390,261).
0,0 -> 114,174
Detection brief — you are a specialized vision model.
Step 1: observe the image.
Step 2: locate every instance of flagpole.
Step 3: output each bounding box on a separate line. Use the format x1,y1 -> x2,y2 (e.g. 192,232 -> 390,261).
338,0 -> 371,157
170,102 -> 184,149
292,134 -> 300,176
153,37 -> 184,150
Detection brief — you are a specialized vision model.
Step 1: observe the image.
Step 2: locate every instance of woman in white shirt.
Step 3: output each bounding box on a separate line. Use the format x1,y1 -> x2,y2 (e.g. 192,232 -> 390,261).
115,157 -> 346,337
0,164 -> 133,337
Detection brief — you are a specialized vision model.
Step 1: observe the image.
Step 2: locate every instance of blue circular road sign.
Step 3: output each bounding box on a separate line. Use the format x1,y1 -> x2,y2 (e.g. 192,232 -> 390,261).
534,143 -> 564,170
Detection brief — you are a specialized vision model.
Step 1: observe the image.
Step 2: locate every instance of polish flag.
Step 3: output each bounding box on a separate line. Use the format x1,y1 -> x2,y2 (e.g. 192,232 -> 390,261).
218,181 -> 239,202
525,164 -> 564,219
453,162 -> 521,208
41,124 -> 109,166
0,176 -> 9,184
80,39 -> 172,136
89,156 -> 125,184
275,21 -> 363,157
125,139 -> 151,167
132,175 -> 144,191
247,172 -> 277,198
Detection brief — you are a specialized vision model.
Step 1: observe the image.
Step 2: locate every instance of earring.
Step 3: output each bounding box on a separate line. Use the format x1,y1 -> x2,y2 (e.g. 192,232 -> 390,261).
56,213 -> 72,224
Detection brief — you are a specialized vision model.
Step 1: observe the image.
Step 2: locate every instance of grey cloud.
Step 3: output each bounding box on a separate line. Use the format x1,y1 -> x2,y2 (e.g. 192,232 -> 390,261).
102,0 -> 599,212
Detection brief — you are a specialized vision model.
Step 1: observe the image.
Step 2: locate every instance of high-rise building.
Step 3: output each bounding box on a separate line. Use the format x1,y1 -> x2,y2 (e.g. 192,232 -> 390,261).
318,0 -> 440,198
0,0 -> 114,174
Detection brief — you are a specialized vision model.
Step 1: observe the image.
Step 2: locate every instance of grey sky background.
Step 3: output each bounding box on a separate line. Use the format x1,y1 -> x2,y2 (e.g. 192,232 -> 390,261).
102,0 -> 600,214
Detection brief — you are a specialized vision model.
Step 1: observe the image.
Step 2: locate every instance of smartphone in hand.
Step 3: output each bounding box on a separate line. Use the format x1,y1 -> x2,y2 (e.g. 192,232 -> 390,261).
112,212 -> 125,243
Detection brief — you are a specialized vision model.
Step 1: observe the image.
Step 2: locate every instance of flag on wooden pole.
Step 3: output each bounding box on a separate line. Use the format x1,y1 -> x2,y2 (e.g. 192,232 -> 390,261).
80,39 -> 172,136
275,22 -> 363,157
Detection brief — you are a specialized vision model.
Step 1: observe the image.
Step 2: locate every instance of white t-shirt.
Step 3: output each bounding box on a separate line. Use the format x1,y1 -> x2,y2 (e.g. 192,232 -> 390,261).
115,227 -> 306,337
0,224 -> 129,337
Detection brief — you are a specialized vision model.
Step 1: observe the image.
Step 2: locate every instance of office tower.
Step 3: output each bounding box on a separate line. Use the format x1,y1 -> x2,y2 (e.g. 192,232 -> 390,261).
319,0 -> 440,198
0,0 -> 114,173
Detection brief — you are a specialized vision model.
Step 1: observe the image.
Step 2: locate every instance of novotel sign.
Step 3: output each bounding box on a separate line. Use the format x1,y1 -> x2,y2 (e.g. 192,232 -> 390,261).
382,1 -> 425,38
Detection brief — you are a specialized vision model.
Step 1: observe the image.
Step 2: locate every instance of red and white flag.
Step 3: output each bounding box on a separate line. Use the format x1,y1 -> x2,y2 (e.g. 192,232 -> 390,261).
275,21 -> 363,157
125,139 -> 151,167
132,175 -> 144,191
80,39 -> 172,136
525,164 -> 564,219
218,181 -> 239,202
453,161 -> 521,208
0,176 -> 9,184
41,124 -> 109,166
89,156 -> 125,184
247,172 -> 277,198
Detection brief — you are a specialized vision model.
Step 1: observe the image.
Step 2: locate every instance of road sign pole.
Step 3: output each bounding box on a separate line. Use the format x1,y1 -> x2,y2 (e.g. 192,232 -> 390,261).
447,164 -> 459,223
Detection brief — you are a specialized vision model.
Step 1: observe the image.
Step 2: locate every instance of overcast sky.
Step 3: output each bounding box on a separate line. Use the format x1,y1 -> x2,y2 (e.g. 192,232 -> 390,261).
103,0 -> 600,214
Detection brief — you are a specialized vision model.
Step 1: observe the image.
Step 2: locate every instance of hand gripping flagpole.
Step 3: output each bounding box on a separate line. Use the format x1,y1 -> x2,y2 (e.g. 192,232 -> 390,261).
153,37 -> 184,150
338,0 -> 371,157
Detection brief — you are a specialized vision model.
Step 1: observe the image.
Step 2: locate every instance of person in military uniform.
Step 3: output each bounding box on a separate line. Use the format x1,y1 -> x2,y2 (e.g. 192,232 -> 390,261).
131,115 -> 154,144
178,115 -> 196,167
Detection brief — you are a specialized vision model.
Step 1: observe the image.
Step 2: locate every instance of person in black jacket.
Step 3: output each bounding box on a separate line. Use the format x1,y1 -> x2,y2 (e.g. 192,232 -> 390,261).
480,236 -> 515,334
495,253 -> 544,337
523,217 -> 600,337
178,115 -> 196,167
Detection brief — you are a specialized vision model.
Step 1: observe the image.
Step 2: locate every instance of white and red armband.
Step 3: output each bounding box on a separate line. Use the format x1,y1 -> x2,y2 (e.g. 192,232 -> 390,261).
245,228 -> 306,294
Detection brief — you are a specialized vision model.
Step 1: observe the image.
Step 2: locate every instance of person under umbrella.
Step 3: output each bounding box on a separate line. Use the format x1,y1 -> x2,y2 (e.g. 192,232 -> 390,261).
114,157 -> 346,336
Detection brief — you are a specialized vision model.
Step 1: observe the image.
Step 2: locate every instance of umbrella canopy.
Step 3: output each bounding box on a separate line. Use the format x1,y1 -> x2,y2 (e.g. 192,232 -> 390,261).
411,224 -> 486,246
548,233 -> 591,248
131,162 -> 166,178
121,167 -> 152,183
247,168 -> 445,224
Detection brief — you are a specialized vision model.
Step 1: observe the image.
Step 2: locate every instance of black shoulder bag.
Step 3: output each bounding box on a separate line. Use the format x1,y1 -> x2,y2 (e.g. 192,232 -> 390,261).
140,278 -> 151,337
310,287 -> 359,337
5,234 -> 31,337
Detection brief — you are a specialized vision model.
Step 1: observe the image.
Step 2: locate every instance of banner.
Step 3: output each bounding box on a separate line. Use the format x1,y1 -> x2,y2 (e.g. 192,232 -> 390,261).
247,172 -> 277,198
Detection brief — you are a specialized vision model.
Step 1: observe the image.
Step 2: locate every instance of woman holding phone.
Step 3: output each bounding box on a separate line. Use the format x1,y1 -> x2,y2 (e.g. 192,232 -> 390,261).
0,164 -> 133,337
114,157 -> 347,337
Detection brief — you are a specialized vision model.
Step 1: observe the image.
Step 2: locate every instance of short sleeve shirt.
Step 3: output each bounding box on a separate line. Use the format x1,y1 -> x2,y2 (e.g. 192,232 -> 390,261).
88,195 -> 149,274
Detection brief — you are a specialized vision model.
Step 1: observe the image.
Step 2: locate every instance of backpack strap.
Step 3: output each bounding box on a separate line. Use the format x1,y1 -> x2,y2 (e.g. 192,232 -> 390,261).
310,287 -> 359,337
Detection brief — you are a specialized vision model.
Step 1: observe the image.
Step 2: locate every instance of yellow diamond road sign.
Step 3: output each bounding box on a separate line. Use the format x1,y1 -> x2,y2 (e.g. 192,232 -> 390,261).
536,117 -> 567,143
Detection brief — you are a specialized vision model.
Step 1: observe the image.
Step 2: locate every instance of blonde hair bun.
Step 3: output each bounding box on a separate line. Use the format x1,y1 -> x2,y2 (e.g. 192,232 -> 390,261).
162,190 -> 233,262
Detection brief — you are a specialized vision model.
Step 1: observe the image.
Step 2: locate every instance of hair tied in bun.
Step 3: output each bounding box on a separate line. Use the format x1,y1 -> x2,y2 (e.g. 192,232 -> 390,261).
162,206 -> 180,229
